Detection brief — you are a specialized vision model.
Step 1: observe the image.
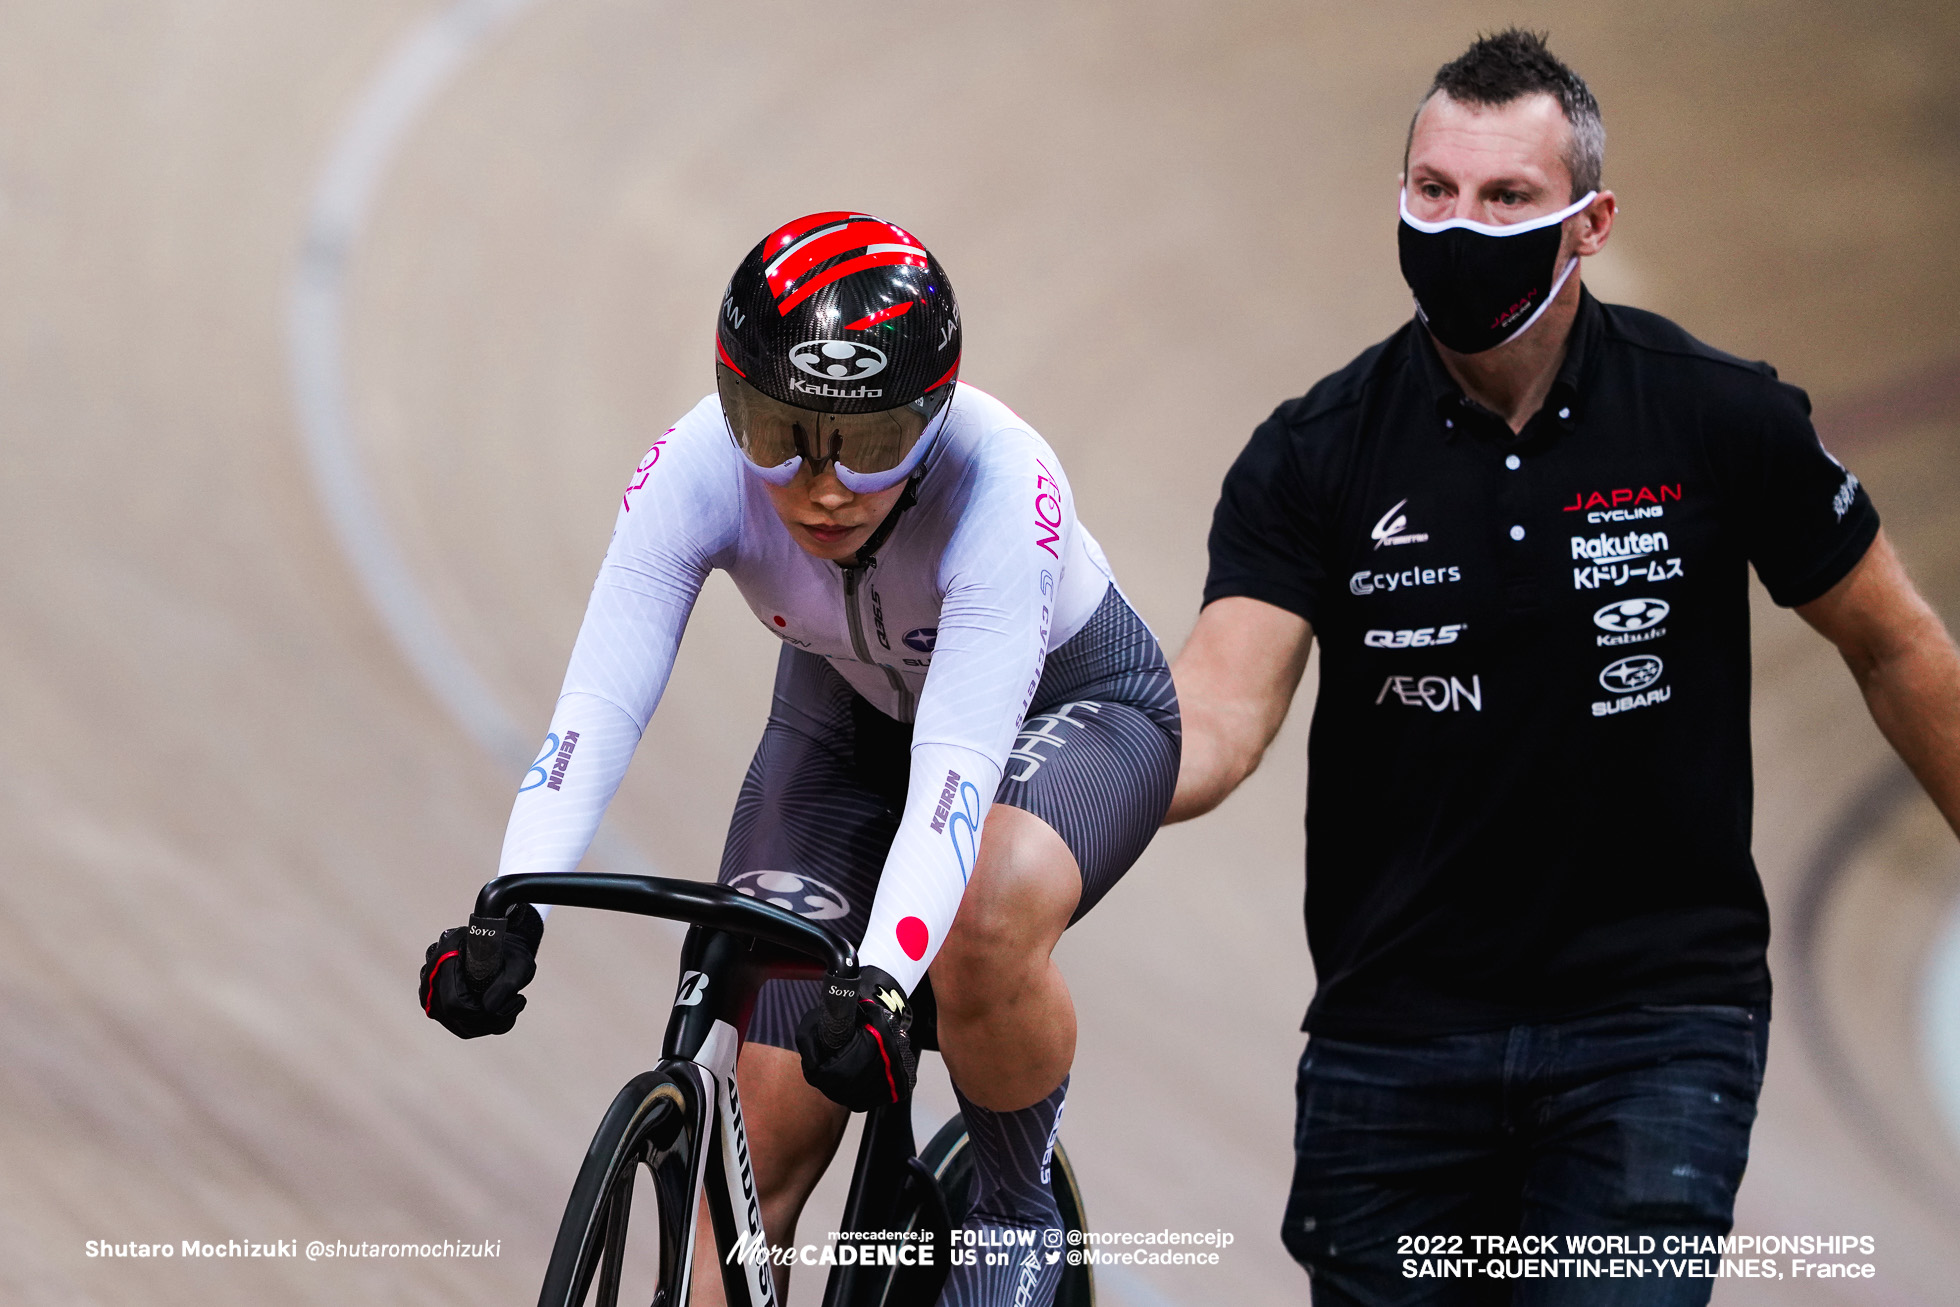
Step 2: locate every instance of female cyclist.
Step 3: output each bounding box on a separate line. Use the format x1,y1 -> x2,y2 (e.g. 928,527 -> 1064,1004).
420,212 -> 1179,1307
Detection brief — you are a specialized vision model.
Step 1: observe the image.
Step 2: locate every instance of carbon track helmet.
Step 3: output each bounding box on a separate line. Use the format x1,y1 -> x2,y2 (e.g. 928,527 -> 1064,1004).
716,212 -> 962,493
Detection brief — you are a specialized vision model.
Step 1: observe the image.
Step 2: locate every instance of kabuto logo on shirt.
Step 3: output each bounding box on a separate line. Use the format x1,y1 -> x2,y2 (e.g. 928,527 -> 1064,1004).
1593,597 -> 1669,647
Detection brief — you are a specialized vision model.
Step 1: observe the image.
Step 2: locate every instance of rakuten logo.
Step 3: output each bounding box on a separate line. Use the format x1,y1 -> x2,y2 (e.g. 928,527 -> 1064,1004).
1571,529 -> 1669,561
1364,624 -> 1467,649
1350,565 -> 1463,596
1375,674 -> 1483,712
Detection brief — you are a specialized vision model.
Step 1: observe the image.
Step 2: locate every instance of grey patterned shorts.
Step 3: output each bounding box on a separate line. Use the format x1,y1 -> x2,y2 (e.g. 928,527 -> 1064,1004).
718,584 -> 1181,1050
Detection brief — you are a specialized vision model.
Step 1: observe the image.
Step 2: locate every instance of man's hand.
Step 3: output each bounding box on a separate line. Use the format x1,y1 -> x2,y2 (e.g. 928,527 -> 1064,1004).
419,903 -> 545,1039
1167,596 -> 1315,822
796,965 -> 917,1110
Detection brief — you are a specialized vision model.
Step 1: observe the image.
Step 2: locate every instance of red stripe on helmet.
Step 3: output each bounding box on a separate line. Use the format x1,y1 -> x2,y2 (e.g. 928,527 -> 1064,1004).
776,250 -> 928,314
766,222 -> 923,301
762,211 -> 858,256
715,336 -> 746,377
923,356 -> 961,393
846,300 -> 915,331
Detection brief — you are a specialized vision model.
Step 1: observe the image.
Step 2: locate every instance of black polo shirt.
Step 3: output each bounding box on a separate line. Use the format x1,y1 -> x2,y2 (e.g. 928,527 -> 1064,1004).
1204,288 -> 1879,1039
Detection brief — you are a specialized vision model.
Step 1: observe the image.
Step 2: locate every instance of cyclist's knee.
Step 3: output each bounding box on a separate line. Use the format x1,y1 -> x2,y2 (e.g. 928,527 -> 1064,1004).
938,808 -> 1078,983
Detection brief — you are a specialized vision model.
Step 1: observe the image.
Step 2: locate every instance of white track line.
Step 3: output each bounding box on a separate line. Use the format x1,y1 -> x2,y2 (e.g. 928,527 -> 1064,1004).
285,0 -> 651,883
288,0 -> 538,766
1922,898 -> 1960,1151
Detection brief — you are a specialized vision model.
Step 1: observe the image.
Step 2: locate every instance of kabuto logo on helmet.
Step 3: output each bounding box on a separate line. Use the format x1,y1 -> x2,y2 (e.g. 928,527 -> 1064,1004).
716,211 -> 962,420
790,339 -> 888,381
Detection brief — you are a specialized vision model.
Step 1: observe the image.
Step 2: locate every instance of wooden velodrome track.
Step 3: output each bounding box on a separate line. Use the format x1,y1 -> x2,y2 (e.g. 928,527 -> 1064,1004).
4,2 -> 1958,1303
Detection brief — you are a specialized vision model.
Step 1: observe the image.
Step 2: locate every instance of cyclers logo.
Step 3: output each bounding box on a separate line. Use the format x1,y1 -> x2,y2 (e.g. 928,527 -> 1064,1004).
1593,597 -> 1669,646
726,870 -> 851,921
1370,498 -> 1429,549
789,339 -> 887,381
1350,565 -> 1463,596
1599,655 -> 1664,694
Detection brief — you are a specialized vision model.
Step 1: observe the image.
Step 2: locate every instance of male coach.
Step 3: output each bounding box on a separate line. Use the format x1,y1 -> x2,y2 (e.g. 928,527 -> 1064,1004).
1169,29 -> 1960,1307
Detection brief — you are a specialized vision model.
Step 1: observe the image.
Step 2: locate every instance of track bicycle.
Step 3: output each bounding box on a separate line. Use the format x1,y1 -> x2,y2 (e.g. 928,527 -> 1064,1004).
470,871 -> 1095,1307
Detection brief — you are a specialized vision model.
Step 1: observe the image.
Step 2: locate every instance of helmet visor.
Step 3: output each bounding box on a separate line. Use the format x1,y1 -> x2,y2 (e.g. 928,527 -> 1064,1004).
717,364 -> 949,492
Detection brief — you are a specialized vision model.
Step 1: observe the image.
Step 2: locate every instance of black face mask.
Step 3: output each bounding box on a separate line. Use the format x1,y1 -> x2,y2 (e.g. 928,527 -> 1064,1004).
1397,190 -> 1594,354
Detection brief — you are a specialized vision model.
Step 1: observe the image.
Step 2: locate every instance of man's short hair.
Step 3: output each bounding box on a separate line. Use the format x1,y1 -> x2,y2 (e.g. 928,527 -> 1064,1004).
1404,29 -> 1604,201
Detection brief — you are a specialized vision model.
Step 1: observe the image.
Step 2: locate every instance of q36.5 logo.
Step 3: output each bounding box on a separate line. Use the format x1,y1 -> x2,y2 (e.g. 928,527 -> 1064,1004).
726,869 -> 851,921
1599,654 -> 1664,694
789,339 -> 888,381
1593,597 -> 1670,633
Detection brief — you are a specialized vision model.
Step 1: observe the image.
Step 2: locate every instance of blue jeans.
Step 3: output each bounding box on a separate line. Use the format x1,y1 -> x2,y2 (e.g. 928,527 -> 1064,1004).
1281,1005 -> 1767,1306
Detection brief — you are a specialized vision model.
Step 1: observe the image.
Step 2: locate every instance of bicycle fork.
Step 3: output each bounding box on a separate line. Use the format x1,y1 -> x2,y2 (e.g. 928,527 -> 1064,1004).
665,930 -> 784,1307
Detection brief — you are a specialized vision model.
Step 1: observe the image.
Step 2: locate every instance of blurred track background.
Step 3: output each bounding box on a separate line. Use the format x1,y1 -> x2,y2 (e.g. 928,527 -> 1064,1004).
3,1 -> 1958,1302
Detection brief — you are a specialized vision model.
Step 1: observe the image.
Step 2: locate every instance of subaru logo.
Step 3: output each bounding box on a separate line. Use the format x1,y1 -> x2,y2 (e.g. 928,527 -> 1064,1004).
789,339 -> 887,381
903,627 -> 937,653
727,869 -> 851,921
1599,654 -> 1664,694
1593,598 -> 1670,633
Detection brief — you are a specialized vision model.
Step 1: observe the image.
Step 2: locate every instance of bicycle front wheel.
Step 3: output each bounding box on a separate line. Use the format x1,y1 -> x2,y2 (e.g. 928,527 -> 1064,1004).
538,1068 -> 705,1307
917,1113 -> 1095,1307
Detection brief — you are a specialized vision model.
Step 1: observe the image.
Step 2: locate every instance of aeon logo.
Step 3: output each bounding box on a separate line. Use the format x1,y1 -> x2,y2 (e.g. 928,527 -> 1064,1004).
790,339 -> 887,381
1593,598 -> 1670,634
1599,654 -> 1664,694
726,869 -> 850,921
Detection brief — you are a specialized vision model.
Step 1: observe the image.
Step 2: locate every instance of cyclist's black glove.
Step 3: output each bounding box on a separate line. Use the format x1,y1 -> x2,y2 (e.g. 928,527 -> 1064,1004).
796,964 -> 917,1110
419,903 -> 544,1039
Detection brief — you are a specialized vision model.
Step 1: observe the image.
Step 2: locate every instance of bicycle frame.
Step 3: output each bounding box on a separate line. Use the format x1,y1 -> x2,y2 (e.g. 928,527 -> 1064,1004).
479,872 -> 950,1307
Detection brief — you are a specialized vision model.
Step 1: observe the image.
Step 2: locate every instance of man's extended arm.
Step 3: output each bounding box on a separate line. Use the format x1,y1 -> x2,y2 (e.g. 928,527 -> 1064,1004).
1798,528 -> 1960,836
1166,596 -> 1315,823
